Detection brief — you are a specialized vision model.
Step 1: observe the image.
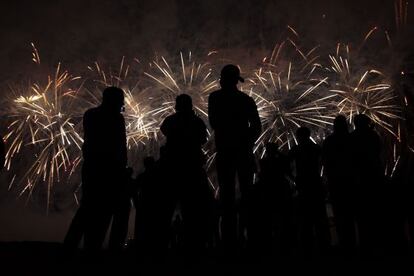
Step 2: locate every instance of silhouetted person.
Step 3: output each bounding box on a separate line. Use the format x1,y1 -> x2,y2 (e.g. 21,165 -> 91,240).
134,155 -> 170,258
161,94 -> 209,255
251,143 -> 294,255
208,64 -> 262,253
289,127 -> 330,256
350,114 -> 384,255
133,157 -> 157,243
323,115 -> 356,255
65,86 -> 129,251
0,136 -> 4,171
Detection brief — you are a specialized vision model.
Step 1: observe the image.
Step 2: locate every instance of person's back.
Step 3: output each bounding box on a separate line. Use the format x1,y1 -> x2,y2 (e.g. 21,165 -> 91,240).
259,143 -> 291,199
161,94 -> 209,255
161,106 -> 207,166
253,143 -> 293,254
350,114 -> 385,255
82,106 -> 127,172
209,88 -> 261,152
323,115 -> 356,254
290,132 -> 322,196
290,127 -> 329,254
350,116 -> 382,183
323,115 -> 353,195
349,114 -> 383,204
66,86 -> 128,250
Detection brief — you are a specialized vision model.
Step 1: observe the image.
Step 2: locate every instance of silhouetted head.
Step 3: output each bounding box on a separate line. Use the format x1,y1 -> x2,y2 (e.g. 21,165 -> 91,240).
265,142 -> 279,156
220,64 -> 244,89
102,86 -> 124,113
296,127 -> 311,145
333,115 -> 348,134
175,94 -> 193,113
143,156 -> 156,169
354,114 -> 371,131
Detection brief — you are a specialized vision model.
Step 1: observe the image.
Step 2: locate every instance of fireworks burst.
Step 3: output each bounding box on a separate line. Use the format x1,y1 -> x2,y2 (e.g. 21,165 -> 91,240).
4,61 -> 83,209
326,43 -> 402,140
246,40 -> 335,154
144,51 -> 219,121
86,58 -> 159,149
1,23 -> 409,208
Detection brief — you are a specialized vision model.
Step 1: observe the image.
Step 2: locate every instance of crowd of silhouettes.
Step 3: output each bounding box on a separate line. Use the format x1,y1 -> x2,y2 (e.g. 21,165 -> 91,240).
62,64 -> 414,260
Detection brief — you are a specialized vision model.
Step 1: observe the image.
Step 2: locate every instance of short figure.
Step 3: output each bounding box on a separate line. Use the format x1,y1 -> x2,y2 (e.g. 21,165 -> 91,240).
289,127 -> 330,255
251,143 -> 293,255
161,94 -> 210,254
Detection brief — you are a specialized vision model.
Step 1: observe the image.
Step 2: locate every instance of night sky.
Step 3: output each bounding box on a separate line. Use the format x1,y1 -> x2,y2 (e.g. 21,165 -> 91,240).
0,0 -> 412,242
0,0 -> 406,88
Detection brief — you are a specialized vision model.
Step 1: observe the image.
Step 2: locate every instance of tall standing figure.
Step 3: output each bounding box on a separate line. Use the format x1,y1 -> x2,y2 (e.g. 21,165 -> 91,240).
65,86 -> 129,250
323,115 -> 356,255
208,65 -> 262,252
350,114 -> 384,255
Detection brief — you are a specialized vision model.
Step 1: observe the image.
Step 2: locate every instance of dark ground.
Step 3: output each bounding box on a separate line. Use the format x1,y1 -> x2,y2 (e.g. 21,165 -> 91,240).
0,242 -> 412,275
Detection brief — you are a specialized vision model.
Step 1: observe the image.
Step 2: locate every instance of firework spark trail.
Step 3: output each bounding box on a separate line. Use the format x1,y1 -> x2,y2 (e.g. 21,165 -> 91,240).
86,59 -> 160,149
395,0 -> 409,31
142,52 -> 222,192
326,39 -> 404,177
1,23 -> 409,208
246,37 -> 335,155
326,43 -> 402,140
4,62 -> 83,210
144,52 -> 219,121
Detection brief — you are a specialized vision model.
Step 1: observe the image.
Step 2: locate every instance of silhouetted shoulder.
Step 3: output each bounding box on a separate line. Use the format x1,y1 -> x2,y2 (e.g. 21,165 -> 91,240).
209,89 -> 221,98
83,107 -> 100,122
160,114 -> 175,135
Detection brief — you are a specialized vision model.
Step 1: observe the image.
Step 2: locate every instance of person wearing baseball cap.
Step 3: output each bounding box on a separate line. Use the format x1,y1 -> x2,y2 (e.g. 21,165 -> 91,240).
208,64 -> 262,254
220,64 -> 245,84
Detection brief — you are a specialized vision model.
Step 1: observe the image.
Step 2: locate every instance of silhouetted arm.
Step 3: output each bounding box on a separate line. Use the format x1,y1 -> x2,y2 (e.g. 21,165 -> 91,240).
119,115 -> 128,168
208,94 -> 218,130
160,117 -> 171,137
82,109 -> 94,161
247,97 -> 262,143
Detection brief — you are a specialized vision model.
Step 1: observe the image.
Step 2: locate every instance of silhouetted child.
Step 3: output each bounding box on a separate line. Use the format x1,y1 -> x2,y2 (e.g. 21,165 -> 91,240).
289,127 -> 330,256
133,156 -> 156,249
250,142 -> 294,255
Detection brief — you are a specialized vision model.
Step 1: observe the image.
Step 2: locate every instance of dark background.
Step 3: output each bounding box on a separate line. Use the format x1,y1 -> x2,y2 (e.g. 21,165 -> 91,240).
0,0 -> 406,87
0,0 -> 412,242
